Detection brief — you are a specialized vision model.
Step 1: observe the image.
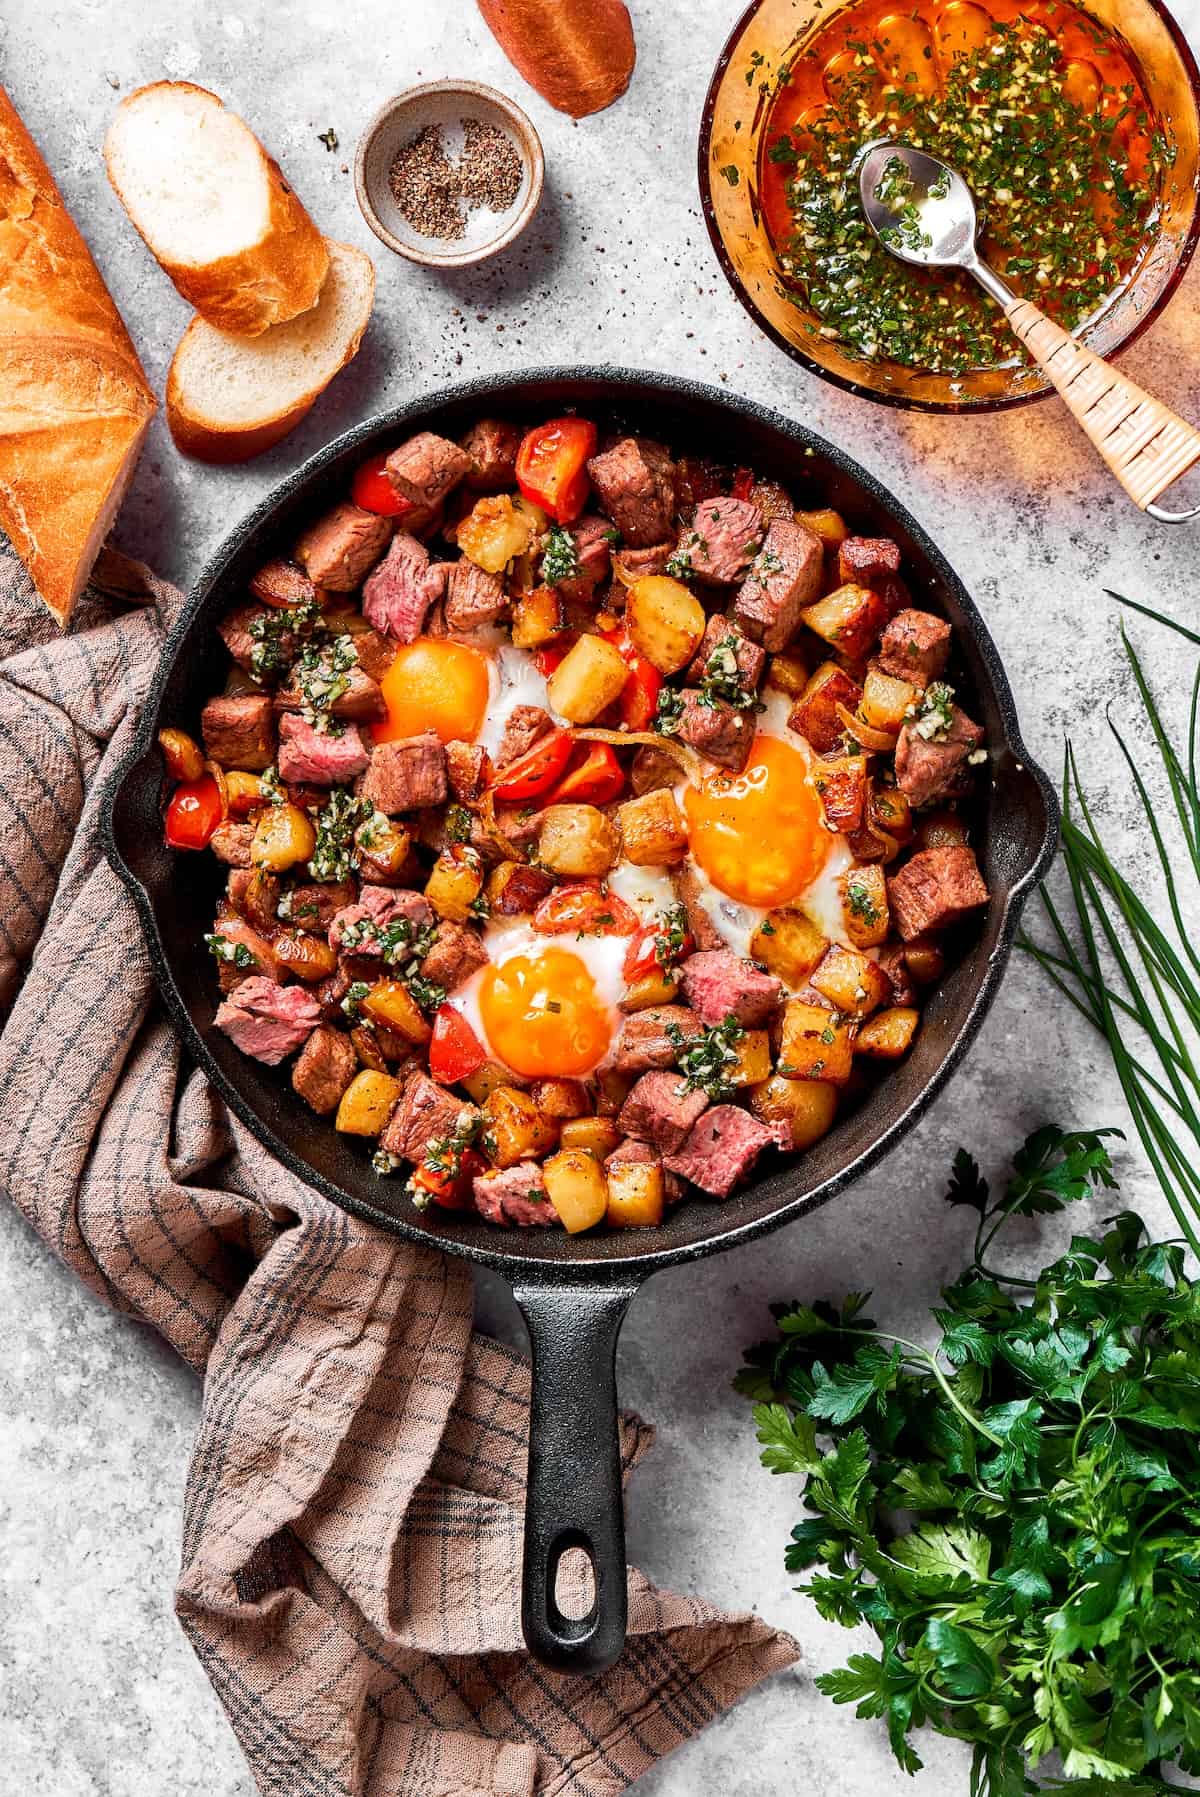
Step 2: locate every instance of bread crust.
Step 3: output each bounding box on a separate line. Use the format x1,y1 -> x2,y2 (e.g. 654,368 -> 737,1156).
165,240 -> 374,465
104,81 -> 329,337
0,86 -> 156,625
475,0 -> 635,117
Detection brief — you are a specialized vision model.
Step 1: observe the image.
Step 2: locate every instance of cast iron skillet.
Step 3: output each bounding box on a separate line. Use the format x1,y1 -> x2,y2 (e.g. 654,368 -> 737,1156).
103,369 -> 1057,1675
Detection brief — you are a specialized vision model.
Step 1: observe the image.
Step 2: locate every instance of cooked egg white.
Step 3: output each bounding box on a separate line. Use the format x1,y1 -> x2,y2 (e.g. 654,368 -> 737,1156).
475,644 -> 554,760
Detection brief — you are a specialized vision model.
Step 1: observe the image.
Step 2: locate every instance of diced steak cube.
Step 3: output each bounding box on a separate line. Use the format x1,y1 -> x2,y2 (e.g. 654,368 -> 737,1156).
586,436 -> 677,547
496,704 -> 552,768
895,705 -> 984,808
460,416 -> 523,491
887,845 -> 989,940
681,949 -> 782,1027
277,714 -> 370,785
274,667 -> 385,723
283,881 -> 357,932
351,627 -> 397,683
219,603 -> 288,673
360,733 -> 447,813
615,1005 -> 702,1072
291,1025 -> 357,1115
671,865 -> 724,950
201,693 -> 276,770
446,741 -> 490,800
545,513 -> 613,604
379,1072 -> 470,1162
733,517 -> 825,652
618,1070 -> 709,1154
296,503 -> 392,591
878,943 -> 917,1007
838,536 -> 901,589
878,609 -> 952,688
444,558 -> 508,631
362,530 -> 449,644
664,1104 -> 781,1197
676,689 -> 755,773
749,478 -> 794,523
249,558 -> 321,610
210,821 -> 254,867
385,432 -> 473,508
215,976 -> 321,1065
210,909 -> 281,986
419,921 -> 488,993
685,613 -> 766,691
329,885 -> 434,953
238,868 -> 281,934
612,542 -> 674,584
473,1162 -> 557,1227
677,497 -> 763,584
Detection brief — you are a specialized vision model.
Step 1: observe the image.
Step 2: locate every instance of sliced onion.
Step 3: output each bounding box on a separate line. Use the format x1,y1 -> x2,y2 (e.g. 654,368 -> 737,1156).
204,758 -> 230,822
573,727 -> 702,781
836,702 -> 898,753
474,789 -> 522,863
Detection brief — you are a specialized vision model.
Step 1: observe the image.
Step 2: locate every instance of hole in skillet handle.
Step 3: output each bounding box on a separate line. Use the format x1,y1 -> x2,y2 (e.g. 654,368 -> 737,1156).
514,1277 -> 644,1673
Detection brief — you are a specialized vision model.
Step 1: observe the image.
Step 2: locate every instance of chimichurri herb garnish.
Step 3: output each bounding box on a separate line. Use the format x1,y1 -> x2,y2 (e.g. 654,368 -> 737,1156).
766,12 -> 1165,373
541,522 -> 581,586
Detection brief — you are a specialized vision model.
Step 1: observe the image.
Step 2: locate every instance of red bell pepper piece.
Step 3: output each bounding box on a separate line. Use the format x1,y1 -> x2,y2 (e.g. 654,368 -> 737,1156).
410,1147 -> 484,1211
489,727 -> 573,802
531,639 -> 573,678
533,885 -> 639,937
543,743 -> 625,807
603,626 -> 662,731
164,775 -> 223,851
731,466 -> 755,501
623,917 -> 694,982
429,1006 -> 487,1085
351,452 -> 412,517
515,417 -> 597,524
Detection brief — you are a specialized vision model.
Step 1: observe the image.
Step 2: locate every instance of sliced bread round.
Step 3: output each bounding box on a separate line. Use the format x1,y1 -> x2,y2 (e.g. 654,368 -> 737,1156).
105,82 -> 329,337
166,240 -> 375,464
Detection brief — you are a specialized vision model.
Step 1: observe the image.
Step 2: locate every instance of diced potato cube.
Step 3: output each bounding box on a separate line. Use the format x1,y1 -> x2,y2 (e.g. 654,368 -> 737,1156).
810,944 -> 891,1018
511,587 -> 563,649
335,1069 -> 402,1137
856,1006 -> 920,1059
789,661 -> 863,754
530,1078 -> 589,1120
915,808 -> 971,850
560,1116 -> 622,1158
357,816 -> 410,879
460,1060 -> 513,1105
727,1029 -> 772,1088
778,1000 -> 856,1084
870,784 -> 914,847
842,865 -> 890,949
801,583 -> 889,663
795,507 -> 847,548
765,650 -> 810,698
617,788 -> 688,866
619,969 -> 680,1013
862,666 -> 918,734
424,844 -> 485,923
159,726 -> 205,782
543,1148 -> 609,1233
749,1073 -> 839,1148
538,803 -> 618,877
361,978 -> 432,1046
486,860 -> 556,915
904,937 -> 946,986
814,756 -> 868,834
750,909 -> 828,988
273,931 -> 337,982
251,802 -> 316,872
483,1085 -> 559,1168
456,494 -> 538,573
225,770 -> 266,818
606,1160 -> 665,1228
547,633 -> 630,723
626,576 -> 706,674
595,1069 -> 633,1117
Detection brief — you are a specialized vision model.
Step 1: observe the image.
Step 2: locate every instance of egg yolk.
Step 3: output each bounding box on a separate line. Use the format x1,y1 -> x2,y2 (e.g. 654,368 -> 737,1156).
479,949 -> 613,1077
683,735 -> 830,909
375,638 -> 490,745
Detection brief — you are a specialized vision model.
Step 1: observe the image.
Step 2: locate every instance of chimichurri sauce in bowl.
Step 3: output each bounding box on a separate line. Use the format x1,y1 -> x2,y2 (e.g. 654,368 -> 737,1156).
758,0 -> 1167,375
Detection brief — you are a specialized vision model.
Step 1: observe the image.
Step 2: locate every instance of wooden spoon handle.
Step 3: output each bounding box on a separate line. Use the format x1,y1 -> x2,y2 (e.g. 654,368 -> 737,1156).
1004,295 -> 1200,518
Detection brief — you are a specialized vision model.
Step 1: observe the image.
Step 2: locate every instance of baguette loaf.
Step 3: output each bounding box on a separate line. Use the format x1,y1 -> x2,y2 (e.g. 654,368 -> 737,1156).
0,86 -> 156,626
476,0 -> 635,117
105,82 -> 329,336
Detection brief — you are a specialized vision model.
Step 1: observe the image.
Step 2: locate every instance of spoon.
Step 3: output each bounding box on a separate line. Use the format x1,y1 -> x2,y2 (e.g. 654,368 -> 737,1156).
857,139 -> 1200,523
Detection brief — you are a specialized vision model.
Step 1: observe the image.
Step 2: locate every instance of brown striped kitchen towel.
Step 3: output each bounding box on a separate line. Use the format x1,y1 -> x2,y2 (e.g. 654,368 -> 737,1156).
0,539 -> 798,1797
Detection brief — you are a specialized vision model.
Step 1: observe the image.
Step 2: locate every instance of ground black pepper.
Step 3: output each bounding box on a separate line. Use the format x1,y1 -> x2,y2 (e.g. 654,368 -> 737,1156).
388,117 -> 524,242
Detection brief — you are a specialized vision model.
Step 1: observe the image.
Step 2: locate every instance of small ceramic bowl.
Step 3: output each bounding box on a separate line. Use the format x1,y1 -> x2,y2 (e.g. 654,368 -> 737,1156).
355,81 -> 544,269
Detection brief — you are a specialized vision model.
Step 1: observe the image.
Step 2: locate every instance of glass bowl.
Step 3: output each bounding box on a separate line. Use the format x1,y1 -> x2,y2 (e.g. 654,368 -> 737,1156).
698,0 -> 1200,411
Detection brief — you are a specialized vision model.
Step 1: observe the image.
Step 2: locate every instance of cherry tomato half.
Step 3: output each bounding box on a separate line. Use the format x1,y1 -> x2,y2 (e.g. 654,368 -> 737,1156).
623,919 -> 694,982
515,417 -> 598,525
603,626 -> 663,731
489,727 -> 574,802
164,775 -> 223,851
411,1147 -> 484,1211
543,743 -> 625,807
531,639 -> 574,678
352,452 -> 412,517
532,884 -> 639,937
429,1006 -> 487,1085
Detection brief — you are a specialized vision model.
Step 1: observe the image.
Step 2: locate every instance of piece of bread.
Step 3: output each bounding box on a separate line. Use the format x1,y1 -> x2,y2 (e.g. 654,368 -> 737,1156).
105,82 -> 329,337
476,0 -> 635,117
0,85 -> 156,626
166,240 -> 374,464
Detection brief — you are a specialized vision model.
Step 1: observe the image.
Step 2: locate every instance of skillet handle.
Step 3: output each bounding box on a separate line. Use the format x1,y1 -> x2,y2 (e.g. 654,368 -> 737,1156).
512,1277 -> 643,1674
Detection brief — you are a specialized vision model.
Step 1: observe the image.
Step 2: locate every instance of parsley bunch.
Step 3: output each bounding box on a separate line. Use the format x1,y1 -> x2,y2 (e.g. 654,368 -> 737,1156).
738,1127 -> 1200,1794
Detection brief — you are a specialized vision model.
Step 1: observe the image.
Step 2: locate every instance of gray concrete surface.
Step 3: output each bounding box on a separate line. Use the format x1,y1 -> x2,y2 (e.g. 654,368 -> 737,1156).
2,0 -> 1200,1790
